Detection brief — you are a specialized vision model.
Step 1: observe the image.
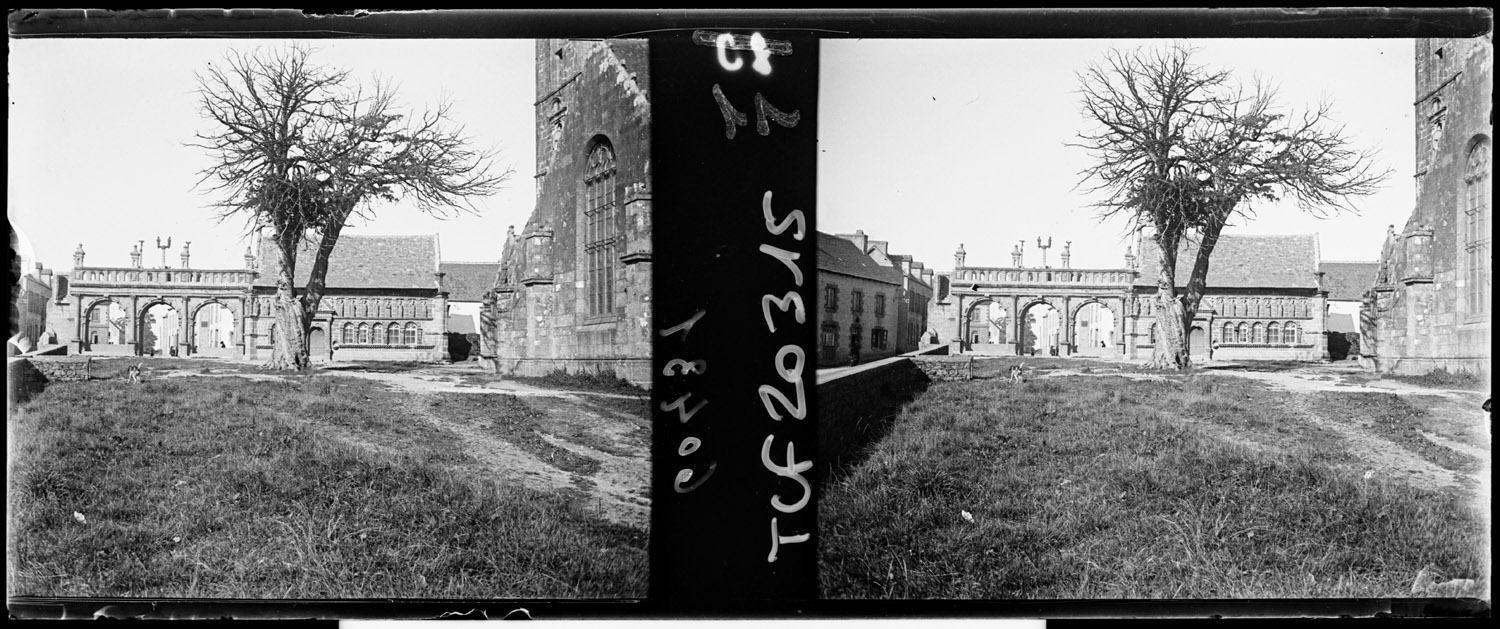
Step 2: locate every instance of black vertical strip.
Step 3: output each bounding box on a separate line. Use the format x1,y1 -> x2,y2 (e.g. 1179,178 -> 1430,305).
651,32 -> 819,606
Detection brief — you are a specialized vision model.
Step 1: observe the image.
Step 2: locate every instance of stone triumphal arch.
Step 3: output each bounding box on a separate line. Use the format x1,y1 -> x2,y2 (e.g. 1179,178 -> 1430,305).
58,243 -> 252,358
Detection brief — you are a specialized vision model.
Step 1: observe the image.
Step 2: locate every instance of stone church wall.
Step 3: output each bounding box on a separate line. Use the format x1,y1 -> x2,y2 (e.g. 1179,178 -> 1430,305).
1366,37 -> 1492,377
486,39 -> 653,388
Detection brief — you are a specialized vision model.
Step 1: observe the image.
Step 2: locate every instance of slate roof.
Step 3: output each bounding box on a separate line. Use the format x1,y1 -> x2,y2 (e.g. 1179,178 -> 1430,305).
1134,234 -> 1319,290
817,231 -> 903,285
440,262 -> 501,302
1320,261 -> 1379,301
253,235 -> 439,290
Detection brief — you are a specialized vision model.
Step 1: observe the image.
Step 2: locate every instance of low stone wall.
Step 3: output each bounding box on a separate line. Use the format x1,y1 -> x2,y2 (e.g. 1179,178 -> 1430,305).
911,355 -> 974,381
29,356 -> 94,381
817,345 -> 947,482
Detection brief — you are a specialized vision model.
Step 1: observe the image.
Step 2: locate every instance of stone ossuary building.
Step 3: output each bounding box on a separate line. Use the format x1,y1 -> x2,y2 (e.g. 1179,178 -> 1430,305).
1363,37 -> 1491,377
248,235 -> 449,363
482,38 -> 652,386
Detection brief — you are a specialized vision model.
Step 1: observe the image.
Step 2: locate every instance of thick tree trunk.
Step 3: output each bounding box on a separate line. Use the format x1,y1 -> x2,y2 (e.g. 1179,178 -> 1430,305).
1146,234 -> 1191,370
1180,221 -> 1225,362
266,241 -> 310,371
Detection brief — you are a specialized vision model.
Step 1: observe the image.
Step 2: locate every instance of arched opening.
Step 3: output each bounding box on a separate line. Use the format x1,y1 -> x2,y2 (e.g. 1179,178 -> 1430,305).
309,326 -> 329,361
140,302 -> 181,357
84,300 -> 129,352
1189,326 -> 1209,359
1072,301 -> 1117,356
1020,302 -> 1060,356
192,302 -> 236,357
963,299 -> 1010,354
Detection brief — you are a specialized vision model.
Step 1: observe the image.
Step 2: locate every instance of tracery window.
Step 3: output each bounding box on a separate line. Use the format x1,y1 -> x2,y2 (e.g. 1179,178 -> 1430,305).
357,323 -> 369,345
1286,322 -> 1301,344
1237,322 -> 1249,344
1463,139 -> 1491,316
1267,322 -> 1281,345
1252,322 -> 1265,344
405,322 -> 420,345
1223,322 -> 1234,344
343,323 -> 354,344
372,323 -> 384,345
584,141 -> 619,315
387,323 -> 401,345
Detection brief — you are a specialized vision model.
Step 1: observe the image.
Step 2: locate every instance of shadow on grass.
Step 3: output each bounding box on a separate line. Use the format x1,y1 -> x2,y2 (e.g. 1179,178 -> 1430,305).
819,373 -> 1488,600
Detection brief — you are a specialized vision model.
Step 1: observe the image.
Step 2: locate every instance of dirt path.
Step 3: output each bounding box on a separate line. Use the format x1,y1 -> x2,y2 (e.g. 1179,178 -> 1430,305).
155,366 -> 650,528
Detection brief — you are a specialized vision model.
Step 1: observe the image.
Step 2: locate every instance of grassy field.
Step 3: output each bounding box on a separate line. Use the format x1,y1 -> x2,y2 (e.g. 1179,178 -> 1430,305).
8,372 -> 647,599
819,358 -> 1489,599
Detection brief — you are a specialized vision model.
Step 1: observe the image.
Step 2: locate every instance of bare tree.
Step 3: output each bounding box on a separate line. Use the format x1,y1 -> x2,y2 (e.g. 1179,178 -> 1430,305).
192,44 -> 511,370
1073,43 -> 1388,369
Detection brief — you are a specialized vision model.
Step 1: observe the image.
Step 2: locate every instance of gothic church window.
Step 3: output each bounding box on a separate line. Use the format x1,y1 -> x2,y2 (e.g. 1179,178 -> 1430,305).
584,141 -> 619,316
1463,138 -> 1491,316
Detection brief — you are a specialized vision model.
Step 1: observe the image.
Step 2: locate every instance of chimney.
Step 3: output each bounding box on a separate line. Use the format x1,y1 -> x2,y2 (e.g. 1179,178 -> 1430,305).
840,230 -> 870,254
869,240 -> 889,256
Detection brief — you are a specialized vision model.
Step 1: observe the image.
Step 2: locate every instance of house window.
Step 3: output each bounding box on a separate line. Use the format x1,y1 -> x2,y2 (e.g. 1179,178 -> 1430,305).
1464,139 -> 1491,316
875,294 -> 886,318
851,290 -> 864,314
1252,322 -> 1265,344
1222,322 -> 1234,344
357,323 -> 370,345
584,141 -> 619,316
372,323 -> 384,345
820,322 -> 839,362
1236,322 -> 1249,344
405,322 -> 420,345
825,284 -> 838,312
872,328 -> 888,350
1267,321 -> 1281,345
387,323 -> 401,345
1286,322 -> 1301,344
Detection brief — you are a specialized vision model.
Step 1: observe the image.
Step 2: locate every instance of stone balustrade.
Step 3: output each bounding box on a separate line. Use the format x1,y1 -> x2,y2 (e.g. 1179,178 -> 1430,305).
68,267 -> 252,286
952,267 -> 1133,286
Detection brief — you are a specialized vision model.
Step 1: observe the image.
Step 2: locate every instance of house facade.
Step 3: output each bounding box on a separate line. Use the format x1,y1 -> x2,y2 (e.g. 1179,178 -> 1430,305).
483,38 -> 653,387
816,231 -> 908,367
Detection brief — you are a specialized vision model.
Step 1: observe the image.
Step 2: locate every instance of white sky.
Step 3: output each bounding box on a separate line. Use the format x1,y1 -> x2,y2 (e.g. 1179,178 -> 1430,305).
819,38 -> 1418,272
9,38 -> 536,271
11,37 -> 1418,276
